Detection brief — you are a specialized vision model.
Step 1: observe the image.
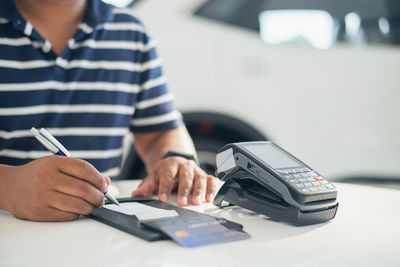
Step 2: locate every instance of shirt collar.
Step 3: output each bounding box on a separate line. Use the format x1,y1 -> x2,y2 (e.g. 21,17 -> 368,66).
0,1 -> 15,21
0,1 -> 36,39
84,0 -> 115,28
0,1 -> 22,24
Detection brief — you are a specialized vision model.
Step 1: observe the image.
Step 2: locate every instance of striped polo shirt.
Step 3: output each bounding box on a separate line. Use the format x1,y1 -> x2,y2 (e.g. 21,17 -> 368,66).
0,0 -> 183,178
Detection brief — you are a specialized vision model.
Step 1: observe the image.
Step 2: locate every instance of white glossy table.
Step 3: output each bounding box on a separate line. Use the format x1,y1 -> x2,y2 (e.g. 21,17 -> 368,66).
1,181 -> 399,267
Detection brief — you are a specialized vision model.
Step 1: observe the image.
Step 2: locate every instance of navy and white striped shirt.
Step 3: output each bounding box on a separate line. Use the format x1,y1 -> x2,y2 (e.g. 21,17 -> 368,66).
0,0 -> 182,177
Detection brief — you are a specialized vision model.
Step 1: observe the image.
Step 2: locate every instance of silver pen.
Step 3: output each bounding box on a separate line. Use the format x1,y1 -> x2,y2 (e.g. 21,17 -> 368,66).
31,127 -> 120,206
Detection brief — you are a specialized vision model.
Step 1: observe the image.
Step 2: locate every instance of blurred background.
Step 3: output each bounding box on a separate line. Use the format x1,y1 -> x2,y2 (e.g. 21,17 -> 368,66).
106,0 -> 400,189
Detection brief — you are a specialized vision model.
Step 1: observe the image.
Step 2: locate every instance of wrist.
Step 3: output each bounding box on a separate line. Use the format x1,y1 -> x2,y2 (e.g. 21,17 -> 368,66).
163,150 -> 199,166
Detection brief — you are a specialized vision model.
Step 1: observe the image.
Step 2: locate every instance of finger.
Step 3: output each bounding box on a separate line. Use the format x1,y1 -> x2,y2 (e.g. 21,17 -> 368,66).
58,157 -> 107,192
205,175 -> 218,202
49,191 -> 95,216
176,165 -> 195,206
53,173 -> 105,208
191,171 -> 207,206
131,175 -> 156,197
157,163 -> 179,202
104,175 -> 111,186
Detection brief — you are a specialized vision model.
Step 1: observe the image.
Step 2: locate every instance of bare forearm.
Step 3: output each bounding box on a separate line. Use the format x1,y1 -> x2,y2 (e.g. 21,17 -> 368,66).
0,164 -> 15,212
133,126 -> 196,171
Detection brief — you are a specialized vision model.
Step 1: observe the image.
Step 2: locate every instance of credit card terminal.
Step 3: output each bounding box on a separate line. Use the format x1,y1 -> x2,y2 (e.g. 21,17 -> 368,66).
213,141 -> 338,226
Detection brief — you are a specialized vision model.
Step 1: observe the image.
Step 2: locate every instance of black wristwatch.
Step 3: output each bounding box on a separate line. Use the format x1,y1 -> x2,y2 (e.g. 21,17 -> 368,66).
163,150 -> 200,166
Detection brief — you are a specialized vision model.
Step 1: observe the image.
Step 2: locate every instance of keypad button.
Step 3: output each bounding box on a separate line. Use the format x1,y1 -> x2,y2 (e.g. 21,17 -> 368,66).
324,184 -> 336,190
314,176 -> 325,181
295,183 -> 305,189
284,174 -> 294,179
289,179 -> 298,184
309,187 -> 318,192
293,174 -> 302,179
319,185 -> 328,191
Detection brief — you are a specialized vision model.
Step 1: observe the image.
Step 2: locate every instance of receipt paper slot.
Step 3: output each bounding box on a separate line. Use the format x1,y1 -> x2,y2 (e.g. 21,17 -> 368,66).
213,142 -> 338,226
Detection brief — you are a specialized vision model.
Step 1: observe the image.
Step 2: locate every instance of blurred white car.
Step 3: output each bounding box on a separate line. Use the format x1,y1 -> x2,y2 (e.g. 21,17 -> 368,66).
116,0 -> 400,183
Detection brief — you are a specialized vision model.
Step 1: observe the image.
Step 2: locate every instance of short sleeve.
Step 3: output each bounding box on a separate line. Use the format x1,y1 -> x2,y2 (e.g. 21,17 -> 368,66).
130,30 -> 183,133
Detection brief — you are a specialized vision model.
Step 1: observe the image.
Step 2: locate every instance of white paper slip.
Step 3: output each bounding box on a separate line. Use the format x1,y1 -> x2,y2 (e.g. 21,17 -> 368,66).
104,202 -> 179,221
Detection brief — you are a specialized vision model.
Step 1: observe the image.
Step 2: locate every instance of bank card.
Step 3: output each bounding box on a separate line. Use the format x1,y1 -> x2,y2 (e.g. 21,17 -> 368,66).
158,218 -> 250,248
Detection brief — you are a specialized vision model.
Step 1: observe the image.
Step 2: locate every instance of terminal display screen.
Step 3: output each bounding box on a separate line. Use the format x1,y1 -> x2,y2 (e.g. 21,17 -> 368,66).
242,143 -> 302,169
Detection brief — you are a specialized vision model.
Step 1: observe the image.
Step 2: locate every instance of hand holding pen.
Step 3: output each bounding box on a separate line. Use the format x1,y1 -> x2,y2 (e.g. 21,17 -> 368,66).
3,148 -> 113,221
31,127 -> 119,206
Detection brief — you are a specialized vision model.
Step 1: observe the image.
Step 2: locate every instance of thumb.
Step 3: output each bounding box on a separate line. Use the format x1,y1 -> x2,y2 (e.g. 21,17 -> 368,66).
131,175 -> 156,198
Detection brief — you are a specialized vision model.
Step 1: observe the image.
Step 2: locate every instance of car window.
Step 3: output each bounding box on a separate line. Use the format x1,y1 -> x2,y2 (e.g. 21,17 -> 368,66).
194,0 -> 400,48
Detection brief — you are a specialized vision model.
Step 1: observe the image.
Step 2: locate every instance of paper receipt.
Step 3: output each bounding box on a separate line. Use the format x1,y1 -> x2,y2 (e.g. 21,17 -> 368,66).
104,202 -> 178,221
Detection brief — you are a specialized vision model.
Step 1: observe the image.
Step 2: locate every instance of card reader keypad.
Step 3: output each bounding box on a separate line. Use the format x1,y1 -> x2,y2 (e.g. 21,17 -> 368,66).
277,168 -> 336,194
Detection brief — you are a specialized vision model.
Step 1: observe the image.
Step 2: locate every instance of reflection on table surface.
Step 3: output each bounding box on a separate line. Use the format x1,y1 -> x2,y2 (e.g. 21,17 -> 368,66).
1,180 -> 399,267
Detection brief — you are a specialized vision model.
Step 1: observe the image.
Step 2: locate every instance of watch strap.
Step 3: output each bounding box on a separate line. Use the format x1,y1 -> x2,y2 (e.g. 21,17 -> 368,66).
163,150 -> 199,166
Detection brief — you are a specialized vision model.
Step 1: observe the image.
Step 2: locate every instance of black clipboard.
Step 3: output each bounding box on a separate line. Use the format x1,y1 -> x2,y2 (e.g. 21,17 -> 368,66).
88,197 -> 245,242
88,198 -> 168,241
